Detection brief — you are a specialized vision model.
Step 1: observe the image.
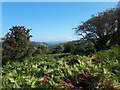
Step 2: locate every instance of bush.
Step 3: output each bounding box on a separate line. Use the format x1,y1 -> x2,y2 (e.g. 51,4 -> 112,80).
38,44 -> 47,54
63,42 -> 76,53
96,45 -> 120,82
52,44 -> 64,54
63,41 -> 95,56
2,53 -> 120,89
2,26 -> 35,63
35,49 -> 42,55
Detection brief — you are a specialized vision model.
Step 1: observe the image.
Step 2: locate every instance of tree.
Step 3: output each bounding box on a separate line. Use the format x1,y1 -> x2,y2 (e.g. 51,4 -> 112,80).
52,44 -> 64,54
2,26 -> 35,62
110,5 -> 120,46
63,42 -> 76,53
37,44 -> 47,54
74,8 -> 120,50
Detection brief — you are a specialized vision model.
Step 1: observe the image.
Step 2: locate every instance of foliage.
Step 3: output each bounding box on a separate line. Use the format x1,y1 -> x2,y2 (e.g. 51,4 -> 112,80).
73,41 -> 95,55
52,44 -> 64,54
2,46 -> 120,89
63,42 -> 76,53
31,41 -> 48,48
37,44 -> 48,54
96,45 -> 120,82
74,8 -> 120,50
34,49 -> 42,55
63,41 -> 95,56
2,26 -> 35,63
1,5 -> 120,89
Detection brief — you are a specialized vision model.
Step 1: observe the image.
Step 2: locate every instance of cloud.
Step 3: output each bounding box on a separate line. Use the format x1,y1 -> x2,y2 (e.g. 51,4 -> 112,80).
66,36 -> 79,41
67,36 -> 73,40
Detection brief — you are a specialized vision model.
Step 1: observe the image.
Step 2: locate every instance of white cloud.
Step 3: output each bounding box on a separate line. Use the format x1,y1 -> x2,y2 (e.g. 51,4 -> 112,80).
66,36 -> 79,41
67,36 -> 73,40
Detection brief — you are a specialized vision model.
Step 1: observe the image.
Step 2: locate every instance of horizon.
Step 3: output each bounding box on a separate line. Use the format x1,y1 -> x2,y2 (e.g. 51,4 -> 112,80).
2,2 -> 118,42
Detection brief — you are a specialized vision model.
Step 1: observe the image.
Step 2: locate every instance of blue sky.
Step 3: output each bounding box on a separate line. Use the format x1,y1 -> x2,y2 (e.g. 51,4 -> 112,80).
2,2 -> 118,42
2,0 -> 120,2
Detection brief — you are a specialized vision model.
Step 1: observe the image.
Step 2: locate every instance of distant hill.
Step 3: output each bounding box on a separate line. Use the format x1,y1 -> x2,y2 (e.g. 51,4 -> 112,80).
45,41 -> 68,47
0,40 -> 69,48
31,41 -> 68,47
1,40 -> 83,48
31,41 -> 48,48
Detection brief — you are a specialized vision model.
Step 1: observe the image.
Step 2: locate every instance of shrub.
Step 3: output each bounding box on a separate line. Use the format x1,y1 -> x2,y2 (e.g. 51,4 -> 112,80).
2,26 -> 35,63
63,41 -> 95,56
38,44 -> 47,54
52,44 -> 64,54
96,45 -> 120,82
2,53 -> 120,89
63,42 -> 76,53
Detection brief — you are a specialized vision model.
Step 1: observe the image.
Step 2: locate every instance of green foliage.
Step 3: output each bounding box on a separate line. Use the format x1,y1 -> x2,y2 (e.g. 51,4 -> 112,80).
2,5 -> 120,89
2,46 -> 120,89
97,45 -> 120,62
96,45 -> 120,82
63,41 -> 95,56
34,49 -> 42,55
38,44 -> 47,54
33,44 -> 48,56
2,26 -> 35,63
31,41 -> 48,48
63,42 -> 76,53
38,44 -> 45,50
52,44 -> 64,54
73,41 -> 95,55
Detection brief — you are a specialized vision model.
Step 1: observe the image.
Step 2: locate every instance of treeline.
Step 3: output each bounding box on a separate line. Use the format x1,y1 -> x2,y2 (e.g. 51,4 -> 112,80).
30,40 -> 95,56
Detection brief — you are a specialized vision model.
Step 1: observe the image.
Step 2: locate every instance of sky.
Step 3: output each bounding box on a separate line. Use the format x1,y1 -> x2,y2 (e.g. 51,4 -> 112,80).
1,0 -> 120,2
2,2 -> 118,42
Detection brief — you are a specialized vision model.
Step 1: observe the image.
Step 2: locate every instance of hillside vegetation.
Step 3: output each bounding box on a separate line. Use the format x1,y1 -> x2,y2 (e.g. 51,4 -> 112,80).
2,45 -> 120,89
1,6 -> 120,89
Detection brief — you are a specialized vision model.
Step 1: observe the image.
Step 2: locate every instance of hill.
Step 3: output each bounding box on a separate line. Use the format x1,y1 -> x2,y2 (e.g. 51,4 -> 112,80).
31,41 -> 68,47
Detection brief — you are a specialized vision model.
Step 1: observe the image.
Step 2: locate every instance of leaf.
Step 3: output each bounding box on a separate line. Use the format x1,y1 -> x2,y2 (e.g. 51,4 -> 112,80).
9,78 -> 15,83
106,40 -> 110,46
